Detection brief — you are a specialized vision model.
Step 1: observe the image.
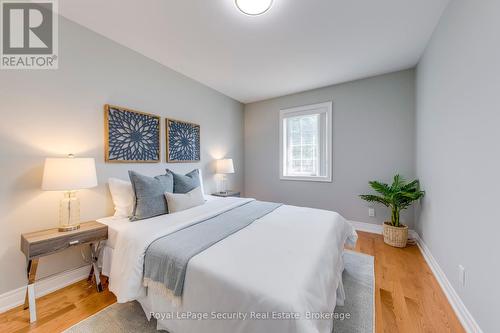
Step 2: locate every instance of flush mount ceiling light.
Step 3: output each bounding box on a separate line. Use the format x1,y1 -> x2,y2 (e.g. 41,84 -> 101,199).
235,0 -> 273,15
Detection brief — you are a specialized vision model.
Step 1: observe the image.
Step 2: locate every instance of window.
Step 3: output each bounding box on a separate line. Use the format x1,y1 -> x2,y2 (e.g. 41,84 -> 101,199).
279,102 -> 332,182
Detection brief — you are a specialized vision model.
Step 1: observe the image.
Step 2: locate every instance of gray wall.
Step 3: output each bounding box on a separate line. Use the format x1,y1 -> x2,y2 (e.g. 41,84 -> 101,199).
416,0 -> 499,331
0,17 -> 244,295
244,70 -> 415,226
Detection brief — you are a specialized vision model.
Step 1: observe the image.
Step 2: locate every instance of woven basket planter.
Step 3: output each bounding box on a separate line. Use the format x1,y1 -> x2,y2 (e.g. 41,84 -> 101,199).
383,222 -> 408,248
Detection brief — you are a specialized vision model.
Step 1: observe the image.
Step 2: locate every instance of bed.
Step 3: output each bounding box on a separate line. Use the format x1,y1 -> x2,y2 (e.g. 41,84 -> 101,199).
98,195 -> 357,333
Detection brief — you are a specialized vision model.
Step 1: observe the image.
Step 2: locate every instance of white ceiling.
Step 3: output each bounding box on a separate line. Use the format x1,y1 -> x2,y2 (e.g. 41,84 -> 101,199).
59,0 -> 450,103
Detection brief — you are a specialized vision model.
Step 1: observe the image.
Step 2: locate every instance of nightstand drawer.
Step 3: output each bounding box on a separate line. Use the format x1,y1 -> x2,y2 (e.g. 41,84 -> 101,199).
21,221 -> 108,260
68,227 -> 108,245
28,237 -> 77,258
212,191 -> 241,198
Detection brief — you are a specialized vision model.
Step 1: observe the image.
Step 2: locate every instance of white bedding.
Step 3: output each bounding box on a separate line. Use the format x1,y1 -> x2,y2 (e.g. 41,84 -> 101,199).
98,196 -> 357,333
99,195 -> 222,250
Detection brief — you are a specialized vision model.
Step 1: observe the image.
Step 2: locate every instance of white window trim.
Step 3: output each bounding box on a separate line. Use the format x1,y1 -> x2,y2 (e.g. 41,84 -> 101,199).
279,101 -> 333,182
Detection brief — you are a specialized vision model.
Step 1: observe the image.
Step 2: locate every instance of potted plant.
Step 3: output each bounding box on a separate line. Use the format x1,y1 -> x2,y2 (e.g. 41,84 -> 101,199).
360,175 -> 425,248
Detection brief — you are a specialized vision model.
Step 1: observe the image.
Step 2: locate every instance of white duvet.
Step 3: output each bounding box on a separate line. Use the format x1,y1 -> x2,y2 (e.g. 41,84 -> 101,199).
100,197 -> 357,333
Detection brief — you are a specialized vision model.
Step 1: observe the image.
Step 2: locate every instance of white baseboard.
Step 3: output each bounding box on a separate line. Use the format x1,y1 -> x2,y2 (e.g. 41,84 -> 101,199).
413,234 -> 483,333
0,265 -> 91,314
349,220 -> 420,239
350,220 -> 482,333
349,220 -> 384,234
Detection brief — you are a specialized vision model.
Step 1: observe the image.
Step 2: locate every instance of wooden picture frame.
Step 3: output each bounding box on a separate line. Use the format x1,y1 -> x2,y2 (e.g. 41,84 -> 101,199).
165,118 -> 201,163
104,104 -> 161,163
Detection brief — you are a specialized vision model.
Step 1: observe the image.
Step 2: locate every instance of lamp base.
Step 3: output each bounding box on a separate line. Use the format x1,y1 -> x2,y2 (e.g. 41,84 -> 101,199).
59,191 -> 81,232
58,224 -> 80,232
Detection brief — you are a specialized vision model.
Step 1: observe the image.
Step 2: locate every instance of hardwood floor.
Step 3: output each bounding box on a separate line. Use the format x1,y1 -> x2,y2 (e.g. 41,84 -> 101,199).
353,232 -> 465,333
0,231 -> 465,333
0,279 -> 116,333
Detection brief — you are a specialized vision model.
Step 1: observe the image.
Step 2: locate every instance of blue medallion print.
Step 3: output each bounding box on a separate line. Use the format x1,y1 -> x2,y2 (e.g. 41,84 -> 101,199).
167,119 -> 200,162
107,107 -> 160,161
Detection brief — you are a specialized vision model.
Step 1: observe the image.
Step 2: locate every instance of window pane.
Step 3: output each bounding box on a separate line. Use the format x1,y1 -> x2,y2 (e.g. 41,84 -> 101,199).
302,160 -> 314,173
290,118 -> 300,133
302,130 -> 314,145
284,113 -> 320,176
302,146 -> 314,160
290,132 -> 301,146
281,103 -> 331,181
288,118 -> 301,145
301,116 -> 316,132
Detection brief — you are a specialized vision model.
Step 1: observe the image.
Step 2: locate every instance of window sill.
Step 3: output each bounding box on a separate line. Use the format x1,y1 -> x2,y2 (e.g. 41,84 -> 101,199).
280,175 -> 332,183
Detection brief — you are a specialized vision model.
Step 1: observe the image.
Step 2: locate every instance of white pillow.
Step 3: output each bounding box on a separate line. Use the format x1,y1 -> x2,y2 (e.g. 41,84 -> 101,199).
196,168 -> 206,199
165,186 -> 205,213
108,178 -> 135,218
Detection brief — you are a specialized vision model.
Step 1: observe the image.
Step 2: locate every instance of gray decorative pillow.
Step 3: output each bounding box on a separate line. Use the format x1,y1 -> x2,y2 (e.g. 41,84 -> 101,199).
128,171 -> 174,221
168,169 -> 201,194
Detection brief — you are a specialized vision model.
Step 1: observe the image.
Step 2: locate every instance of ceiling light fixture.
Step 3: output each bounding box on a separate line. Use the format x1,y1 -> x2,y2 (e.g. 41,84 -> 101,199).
235,0 -> 273,16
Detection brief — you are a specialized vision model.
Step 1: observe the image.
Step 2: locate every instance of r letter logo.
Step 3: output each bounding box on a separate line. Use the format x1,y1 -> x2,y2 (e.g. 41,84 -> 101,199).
1,0 -> 58,69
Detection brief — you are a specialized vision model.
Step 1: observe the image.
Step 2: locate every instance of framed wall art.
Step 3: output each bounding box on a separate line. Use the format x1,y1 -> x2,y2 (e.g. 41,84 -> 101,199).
104,104 -> 161,163
165,118 -> 200,163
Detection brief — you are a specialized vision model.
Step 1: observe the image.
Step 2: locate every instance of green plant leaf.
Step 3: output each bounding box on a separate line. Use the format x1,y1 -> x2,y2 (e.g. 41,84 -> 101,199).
360,174 -> 425,220
368,181 -> 391,196
401,179 -> 420,192
391,174 -> 406,191
359,194 -> 390,207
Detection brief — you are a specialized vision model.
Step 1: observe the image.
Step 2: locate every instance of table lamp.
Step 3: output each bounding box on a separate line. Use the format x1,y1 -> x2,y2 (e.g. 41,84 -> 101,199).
42,155 -> 98,232
216,158 -> 234,194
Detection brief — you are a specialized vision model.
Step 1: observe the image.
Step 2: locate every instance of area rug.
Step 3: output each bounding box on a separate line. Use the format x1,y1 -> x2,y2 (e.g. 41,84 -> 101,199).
65,251 -> 374,333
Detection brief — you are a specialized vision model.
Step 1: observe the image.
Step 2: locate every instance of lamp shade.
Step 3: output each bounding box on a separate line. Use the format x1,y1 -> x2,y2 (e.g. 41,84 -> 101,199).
42,157 -> 98,191
216,159 -> 235,174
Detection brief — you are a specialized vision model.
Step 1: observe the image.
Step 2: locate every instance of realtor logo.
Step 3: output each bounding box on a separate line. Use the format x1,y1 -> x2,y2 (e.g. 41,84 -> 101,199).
1,0 -> 58,69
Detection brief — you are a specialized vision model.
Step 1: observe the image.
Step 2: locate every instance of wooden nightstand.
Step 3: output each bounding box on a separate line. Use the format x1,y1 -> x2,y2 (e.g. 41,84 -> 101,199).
212,191 -> 241,198
20,221 -> 108,323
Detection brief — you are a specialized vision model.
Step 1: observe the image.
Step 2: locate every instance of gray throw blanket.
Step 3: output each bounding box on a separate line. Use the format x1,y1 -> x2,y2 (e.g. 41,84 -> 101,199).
143,201 -> 282,298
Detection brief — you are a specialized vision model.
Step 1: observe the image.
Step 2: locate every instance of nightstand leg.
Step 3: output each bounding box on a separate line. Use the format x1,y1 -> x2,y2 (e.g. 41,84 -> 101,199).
23,258 -> 38,323
87,265 -> 94,282
90,243 -> 103,292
